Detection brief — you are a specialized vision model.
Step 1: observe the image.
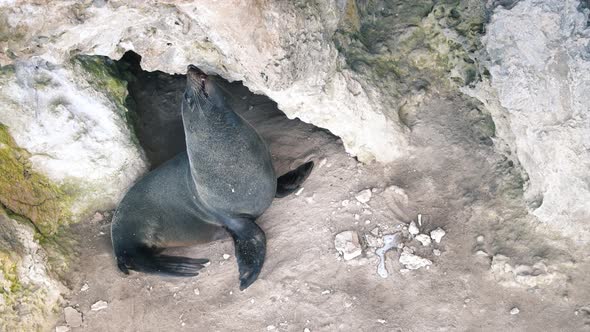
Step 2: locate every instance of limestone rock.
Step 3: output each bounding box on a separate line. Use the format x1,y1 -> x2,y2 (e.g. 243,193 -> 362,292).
0,209 -> 65,331
90,300 -> 108,311
408,221 -> 420,236
334,231 -> 362,260
399,252 -> 432,270
355,189 -> 372,204
415,234 -> 432,246
0,1 -> 411,163
430,228 -> 446,244
64,307 -> 82,328
0,58 -> 148,221
467,0 -> 590,242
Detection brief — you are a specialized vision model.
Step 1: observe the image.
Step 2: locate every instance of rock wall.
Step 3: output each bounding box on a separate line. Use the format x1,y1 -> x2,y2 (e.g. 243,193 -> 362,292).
468,0 -> 590,243
0,208 -> 66,331
1,0 -> 411,163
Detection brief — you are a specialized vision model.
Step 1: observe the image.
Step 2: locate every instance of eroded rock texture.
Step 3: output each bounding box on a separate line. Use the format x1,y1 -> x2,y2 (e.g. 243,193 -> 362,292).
469,0 -> 590,242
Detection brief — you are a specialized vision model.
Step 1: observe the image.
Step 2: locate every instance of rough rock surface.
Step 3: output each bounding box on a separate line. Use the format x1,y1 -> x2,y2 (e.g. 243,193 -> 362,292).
0,57 -> 148,219
0,0 -> 410,163
0,209 -> 65,331
467,0 -> 590,242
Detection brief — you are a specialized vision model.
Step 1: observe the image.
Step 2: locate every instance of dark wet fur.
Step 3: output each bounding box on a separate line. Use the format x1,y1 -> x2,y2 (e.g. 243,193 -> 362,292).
275,161 -> 314,198
116,245 -> 209,277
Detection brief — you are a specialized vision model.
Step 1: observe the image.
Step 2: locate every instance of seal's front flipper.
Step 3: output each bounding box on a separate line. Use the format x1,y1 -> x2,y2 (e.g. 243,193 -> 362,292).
275,161 -> 314,198
222,216 -> 266,290
116,246 -> 209,277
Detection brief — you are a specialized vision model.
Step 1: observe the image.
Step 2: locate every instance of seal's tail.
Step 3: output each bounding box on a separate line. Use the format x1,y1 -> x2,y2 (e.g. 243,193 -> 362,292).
115,245 -> 208,277
275,161 -> 314,198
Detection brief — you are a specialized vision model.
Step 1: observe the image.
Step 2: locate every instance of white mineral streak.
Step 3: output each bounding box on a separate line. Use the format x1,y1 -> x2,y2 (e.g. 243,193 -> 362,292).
467,0 -> 590,242
0,1 -> 409,163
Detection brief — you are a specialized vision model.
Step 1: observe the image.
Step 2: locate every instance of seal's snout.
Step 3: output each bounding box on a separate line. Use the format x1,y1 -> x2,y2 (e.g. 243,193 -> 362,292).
186,65 -> 209,97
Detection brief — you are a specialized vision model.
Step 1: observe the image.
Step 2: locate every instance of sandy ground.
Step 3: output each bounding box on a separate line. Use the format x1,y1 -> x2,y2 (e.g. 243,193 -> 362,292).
54,71 -> 590,331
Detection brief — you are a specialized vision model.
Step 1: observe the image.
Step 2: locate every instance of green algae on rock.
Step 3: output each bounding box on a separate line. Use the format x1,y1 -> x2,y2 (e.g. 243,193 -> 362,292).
0,124 -> 72,236
0,208 -> 65,332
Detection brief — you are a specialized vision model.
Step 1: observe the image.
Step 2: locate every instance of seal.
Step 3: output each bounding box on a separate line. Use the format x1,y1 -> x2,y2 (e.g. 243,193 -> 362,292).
111,65 -> 314,289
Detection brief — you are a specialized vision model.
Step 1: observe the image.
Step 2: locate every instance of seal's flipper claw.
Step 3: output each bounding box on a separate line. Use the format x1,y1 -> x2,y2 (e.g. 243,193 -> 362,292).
223,216 -> 266,290
275,161 -> 314,198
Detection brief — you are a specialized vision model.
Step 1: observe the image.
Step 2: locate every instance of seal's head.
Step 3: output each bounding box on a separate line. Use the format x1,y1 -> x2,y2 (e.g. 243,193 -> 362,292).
184,65 -> 225,110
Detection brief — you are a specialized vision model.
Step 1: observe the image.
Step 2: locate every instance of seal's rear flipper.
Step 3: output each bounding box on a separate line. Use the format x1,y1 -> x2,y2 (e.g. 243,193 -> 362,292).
222,215 -> 266,290
275,161 -> 314,198
116,246 -> 208,277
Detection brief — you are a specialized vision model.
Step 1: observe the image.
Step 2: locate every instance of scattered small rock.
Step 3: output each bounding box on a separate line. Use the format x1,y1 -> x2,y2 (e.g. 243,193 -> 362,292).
415,234 -> 431,246
430,228 -> 446,243
433,249 -> 441,256
476,235 -> 485,243
91,212 -> 104,223
295,187 -> 304,196
318,158 -> 327,168
364,233 -> 383,248
64,307 -> 82,327
56,326 -> 70,332
91,300 -> 108,311
341,200 -> 350,207
321,290 -> 331,295
377,319 -> 387,324
408,221 -> 419,236
304,328 -> 311,332
334,231 -> 362,260
399,252 -> 432,270
370,227 -> 380,237
80,283 -> 89,292
510,307 -> 520,315
222,254 -> 230,260
475,250 -> 489,256
355,189 -> 372,203
194,288 -> 200,295
267,325 -> 276,330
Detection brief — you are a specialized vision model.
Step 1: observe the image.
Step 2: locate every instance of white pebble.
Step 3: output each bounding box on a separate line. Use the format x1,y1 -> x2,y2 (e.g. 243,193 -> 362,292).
476,235 -> 485,243
267,325 -> 276,330
399,252 -> 432,270
415,234 -> 431,246
304,328 -> 311,332
56,326 -> 70,332
341,200 -> 350,207
334,231 -> 362,260
510,307 -> 520,315
475,250 -> 489,256
430,228 -> 446,243
194,288 -> 200,295
433,249 -> 441,256
377,319 -> 386,324
295,187 -> 304,196
223,254 -> 230,260
355,189 -> 372,203
408,221 -> 419,236
80,283 -> 89,292
91,300 -> 108,311
318,158 -> 327,168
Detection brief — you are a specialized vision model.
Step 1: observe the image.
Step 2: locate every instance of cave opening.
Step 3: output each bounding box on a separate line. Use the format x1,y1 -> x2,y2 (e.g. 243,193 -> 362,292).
114,50 -> 332,172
